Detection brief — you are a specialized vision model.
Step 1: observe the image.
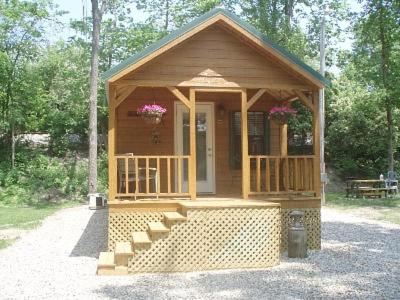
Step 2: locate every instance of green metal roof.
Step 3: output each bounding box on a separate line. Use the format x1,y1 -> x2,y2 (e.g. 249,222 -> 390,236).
102,8 -> 329,86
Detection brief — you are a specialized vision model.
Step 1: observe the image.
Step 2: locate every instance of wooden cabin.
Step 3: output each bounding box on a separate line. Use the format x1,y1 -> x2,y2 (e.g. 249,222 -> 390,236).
97,8 -> 328,275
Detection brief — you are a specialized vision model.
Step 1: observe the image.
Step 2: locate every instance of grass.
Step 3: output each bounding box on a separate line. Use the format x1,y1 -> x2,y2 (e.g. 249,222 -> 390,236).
0,238 -> 17,250
0,201 -> 79,229
0,201 -> 79,250
326,193 -> 400,224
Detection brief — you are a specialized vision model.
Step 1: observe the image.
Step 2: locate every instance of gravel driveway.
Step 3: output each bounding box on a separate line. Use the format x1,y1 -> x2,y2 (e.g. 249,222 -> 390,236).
0,205 -> 399,300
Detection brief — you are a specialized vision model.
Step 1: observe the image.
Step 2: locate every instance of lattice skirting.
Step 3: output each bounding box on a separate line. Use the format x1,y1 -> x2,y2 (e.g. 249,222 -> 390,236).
108,212 -> 164,251
280,208 -> 321,251
129,207 -> 281,273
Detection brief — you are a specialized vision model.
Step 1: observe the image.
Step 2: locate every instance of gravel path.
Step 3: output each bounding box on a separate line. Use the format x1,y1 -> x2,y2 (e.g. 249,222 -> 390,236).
0,205 -> 399,300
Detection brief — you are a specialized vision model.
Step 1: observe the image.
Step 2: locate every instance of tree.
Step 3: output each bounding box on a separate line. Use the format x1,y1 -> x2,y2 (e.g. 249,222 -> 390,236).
137,0 -> 226,31
0,0 -> 55,167
353,0 -> 400,171
88,0 -> 107,194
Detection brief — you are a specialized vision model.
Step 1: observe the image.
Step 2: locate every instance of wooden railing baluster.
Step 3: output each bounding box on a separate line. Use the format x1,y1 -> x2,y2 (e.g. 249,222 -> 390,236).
256,157 -> 261,192
167,157 -> 171,194
125,157 -> 129,194
145,158 -> 149,194
178,157 -> 182,194
247,155 -> 316,195
265,157 -> 270,192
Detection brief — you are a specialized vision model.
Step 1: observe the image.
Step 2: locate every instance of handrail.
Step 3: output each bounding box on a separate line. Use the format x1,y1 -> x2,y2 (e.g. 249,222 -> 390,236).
249,155 -> 316,195
115,155 -> 191,199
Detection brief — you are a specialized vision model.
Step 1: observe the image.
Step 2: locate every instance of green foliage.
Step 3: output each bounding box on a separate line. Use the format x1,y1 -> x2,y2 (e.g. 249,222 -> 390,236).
325,67 -> 395,177
0,239 -> 17,249
0,146 -> 108,206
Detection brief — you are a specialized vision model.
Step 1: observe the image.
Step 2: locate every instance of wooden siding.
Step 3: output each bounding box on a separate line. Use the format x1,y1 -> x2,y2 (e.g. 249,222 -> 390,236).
122,25 -> 311,90
116,87 -> 280,196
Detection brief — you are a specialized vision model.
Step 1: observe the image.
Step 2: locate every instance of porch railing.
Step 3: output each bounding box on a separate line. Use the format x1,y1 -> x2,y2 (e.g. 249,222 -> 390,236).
115,154 -> 191,198
249,155 -> 316,195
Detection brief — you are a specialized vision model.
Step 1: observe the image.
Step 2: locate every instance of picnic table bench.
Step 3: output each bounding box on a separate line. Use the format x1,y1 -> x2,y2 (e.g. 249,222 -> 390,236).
346,179 -> 389,198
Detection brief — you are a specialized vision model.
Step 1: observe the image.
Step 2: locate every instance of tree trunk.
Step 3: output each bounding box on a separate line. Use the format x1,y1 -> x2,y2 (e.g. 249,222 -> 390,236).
88,0 -> 103,194
11,121 -> 15,169
378,1 -> 394,171
165,0 -> 170,31
319,2 -> 326,204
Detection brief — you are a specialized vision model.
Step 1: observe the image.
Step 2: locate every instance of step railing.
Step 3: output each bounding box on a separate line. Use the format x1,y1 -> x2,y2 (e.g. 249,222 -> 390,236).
248,155 -> 316,195
115,154 -> 191,198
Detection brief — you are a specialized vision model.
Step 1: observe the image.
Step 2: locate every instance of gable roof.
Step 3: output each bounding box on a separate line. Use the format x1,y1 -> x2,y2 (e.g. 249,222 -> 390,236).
102,8 -> 329,87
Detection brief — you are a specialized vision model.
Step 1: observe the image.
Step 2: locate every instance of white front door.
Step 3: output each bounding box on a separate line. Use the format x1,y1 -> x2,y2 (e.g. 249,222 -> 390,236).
175,102 -> 215,194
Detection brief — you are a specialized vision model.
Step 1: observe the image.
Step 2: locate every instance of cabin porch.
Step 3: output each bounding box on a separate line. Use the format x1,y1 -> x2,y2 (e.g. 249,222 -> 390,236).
109,87 -> 321,202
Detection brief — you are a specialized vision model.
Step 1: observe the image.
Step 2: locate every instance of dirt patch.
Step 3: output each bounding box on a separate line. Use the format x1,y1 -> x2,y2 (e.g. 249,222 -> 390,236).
0,229 -> 28,240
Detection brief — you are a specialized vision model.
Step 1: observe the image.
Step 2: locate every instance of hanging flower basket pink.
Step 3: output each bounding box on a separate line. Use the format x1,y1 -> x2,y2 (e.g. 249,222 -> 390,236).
137,104 -> 167,125
268,105 -> 297,125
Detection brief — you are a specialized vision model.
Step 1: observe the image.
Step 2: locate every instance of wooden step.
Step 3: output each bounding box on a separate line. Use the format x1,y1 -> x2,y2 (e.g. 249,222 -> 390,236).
114,266 -> 129,275
163,212 -> 187,222
98,252 -> 115,268
148,221 -> 170,233
132,231 -> 152,246
115,241 -> 134,256
115,241 -> 134,267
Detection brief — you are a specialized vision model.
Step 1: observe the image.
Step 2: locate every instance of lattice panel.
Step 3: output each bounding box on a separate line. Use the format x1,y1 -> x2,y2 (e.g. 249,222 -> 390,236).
128,207 -> 281,273
280,208 -> 321,251
108,212 -> 163,251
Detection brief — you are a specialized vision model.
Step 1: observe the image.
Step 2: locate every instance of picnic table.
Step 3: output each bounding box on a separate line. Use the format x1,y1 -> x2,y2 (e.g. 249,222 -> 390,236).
346,179 -> 389,198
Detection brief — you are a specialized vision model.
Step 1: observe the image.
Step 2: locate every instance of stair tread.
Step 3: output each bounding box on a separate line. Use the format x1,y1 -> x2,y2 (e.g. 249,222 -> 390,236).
132,231 -> 152,244
164,212 -> 187,221
148,221 -> 170,233
98,252 -> 115,267
115,241 -> 134,256
114,266 -> 129,275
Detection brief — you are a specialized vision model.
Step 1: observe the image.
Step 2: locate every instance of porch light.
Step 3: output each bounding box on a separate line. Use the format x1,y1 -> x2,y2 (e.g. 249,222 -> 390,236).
217,103 -> 226,120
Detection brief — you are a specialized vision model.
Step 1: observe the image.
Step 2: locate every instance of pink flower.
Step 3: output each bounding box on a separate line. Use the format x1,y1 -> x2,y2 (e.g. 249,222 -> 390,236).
137,104 -> 167,114
268,105 -> 297,119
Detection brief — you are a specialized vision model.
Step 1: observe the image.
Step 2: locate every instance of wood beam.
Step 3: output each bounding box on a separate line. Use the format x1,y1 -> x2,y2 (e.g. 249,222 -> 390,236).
189,89 -> 196,200
286,96 -> 299,102
115,86 -> 136,108
312,91 -> 321,198
241,89 -> 249,199
293,90 -> 315,113
108,85 -> 117,201
279,122 -> 288,190
246,88 -> 266,110
192,88 -> 243,93
265,88 -> 278,99
115,79 -> 312,91
280,124 -> 288,156
166,86 -> 191,108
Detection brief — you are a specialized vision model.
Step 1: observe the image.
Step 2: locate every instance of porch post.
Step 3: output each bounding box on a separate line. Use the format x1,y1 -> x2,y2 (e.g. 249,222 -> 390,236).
312,91 -> 322,198
108,84 -> 117,201
280,123 -> 288,190
189,88 -> 197,200
280,124 -> 288,156
241,89 -> 249,199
